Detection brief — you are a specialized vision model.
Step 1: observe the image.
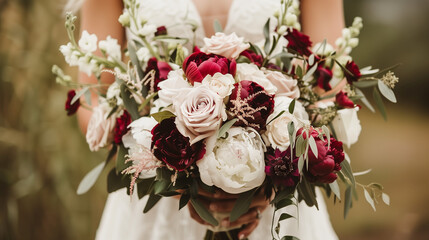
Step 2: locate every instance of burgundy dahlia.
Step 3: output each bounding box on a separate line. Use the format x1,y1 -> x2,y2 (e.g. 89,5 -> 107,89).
284,28 -> 313,56
155,26 -> 167,36
151,118 -> 206,171
265,147 -> 300,187
315,65 -> 333,91
344,61 -> 361,84
227,80 -> 274,131
65,90 -> 80,116
182,52 -> 236,84
336,91 -> 355,108
239,49 -> 263,67
114,110 -> 131,144
145,57 -> 172,91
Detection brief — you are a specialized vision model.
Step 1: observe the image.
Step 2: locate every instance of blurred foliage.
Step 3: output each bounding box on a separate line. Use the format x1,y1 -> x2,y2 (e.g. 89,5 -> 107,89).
0,0 -> 428,239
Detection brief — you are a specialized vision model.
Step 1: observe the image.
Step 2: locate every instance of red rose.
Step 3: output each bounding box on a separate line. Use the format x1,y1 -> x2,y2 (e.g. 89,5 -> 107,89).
299,129 -> 345,183
239,50 -> 263,67
344,61 -> 361,84
227,80 -> 274,131
145,57 -> 172,91
182,52 -> 236,85
151,118 -> 206,171
65,90 -> 80,116
114,110 -> 131,144
284,28 -> 313,56
336,91 -> 355,108
265,147 -> 300,187
155,26 -> 167,36
315,65 -> 333,91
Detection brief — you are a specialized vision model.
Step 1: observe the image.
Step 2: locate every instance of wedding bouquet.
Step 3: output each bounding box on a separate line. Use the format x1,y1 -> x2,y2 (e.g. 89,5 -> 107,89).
54,0 -> 397,239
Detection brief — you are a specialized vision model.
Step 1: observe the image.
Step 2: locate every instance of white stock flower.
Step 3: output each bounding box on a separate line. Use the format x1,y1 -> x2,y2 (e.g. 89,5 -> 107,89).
202,32 -> 249,59
78,30 -> 98,53
78,54 -> 99,76
60,43 -> 79,66
331,107 -> 362,148
197,127 -> 266,194
118,12 -> 130,27
201,73 -> 235,99
312,42 -> 335,56
136,47 -> 151,62
138,24 -> 157,37
173,85 -> 227,145
158,69 -> 190,106
99,36 -> 121,60
106,81 -> 123,106
264,70 -> 300,99
263,96 -> 309,151
236,63 -> 277,95
86,103 -> 116,152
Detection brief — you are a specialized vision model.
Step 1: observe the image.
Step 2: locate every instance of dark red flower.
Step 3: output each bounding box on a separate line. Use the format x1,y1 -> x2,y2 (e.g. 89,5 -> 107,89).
227,80 -> 274,131
145,57 -> 172,91
299,128 -> 345,183
315,65 -> 333,91
114,110 -> 131,144
65,90 -> 80,116
284,28 -> 313,56
336,91 -> 355,108
265,147 -> 300,187
239,50 -> 263,67
182,52 -> 236,85
151,118 -> 206,171
155,26 -> 167,36
344,61 -> 361,84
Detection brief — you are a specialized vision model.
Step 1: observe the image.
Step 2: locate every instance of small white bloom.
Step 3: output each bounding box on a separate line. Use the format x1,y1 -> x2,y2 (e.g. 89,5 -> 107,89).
158,69 -> 191,106
236,63 -> 277,95
136,47 -> 151,62
86,103 -> 116,152
312,42 -> 335,56
99,36 -> 121,60
78,54 -> 98,76
331,107 -> 362,148
197,127 -> 266,194
106,81 -> 123,106
277,25 -> 288,35
60,43 -> 79,66
138,24 -> 157,37
118,12 -> 130,27
78,30 -> 98,53
202,32 -> 250,59
285,13 -> 298,26
201,73 -> 235,99
348,38 -> 359,48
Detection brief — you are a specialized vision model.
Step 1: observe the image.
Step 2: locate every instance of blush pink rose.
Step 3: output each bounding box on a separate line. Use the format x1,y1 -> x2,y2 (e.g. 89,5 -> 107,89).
203,32 -> 250,59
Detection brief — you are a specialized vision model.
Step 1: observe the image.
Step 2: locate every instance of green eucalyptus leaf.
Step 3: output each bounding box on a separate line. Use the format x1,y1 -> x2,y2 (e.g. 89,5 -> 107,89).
213,19 -> 223,33
263,19 -> 271,55
295,65 -> 303,79
218,118 -> 238,138
116,144 -> 130,174
120,83 -> 140,120
279,213 -> 295,222
308,54 -> 315,66
303,63 -> 318,82
275,198 -> 295,209
77,161 -> 105,195
190,198 -> 219,226
153,180 -> 170,195
151,111 -> 176,123
329,180 -> 341,200
322,125 -> 330,148
281,236 -> 300,240
84,87 -> 92,106
179,193 -> 191,210
139,92 -> 158,111
267,110 -> 286,125
137,177 -> 155,199
71,87 -> 89,105
353,80 -> 378,88
373,88 -> 387,121
297,177 -> 318,209
308,136 -> 318,159
344,186 -> 353,219
143,193 -> 162,213
377,80 -> 397,103
382,193 -> 390,206
153,35 -> 188,44
270,188 -> 294,204
128,41 -> 145,84
354,88 -> 375,113
364,188 -> 376,211
230,187 -> 258,222
288,99 -> 296,114
107,168 -> 128,193
298,156 -> 304,174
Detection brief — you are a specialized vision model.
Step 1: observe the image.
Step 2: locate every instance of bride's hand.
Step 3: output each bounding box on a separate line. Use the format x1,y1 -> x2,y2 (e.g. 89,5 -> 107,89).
187,189 -> 270,239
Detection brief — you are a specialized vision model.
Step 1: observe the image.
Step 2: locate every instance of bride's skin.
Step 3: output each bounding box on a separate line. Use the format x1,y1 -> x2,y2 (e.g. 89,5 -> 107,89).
77,0 -> 344,238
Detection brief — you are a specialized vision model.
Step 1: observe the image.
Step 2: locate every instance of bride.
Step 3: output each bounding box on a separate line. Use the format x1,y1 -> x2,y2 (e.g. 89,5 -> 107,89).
70,0 -> 344,239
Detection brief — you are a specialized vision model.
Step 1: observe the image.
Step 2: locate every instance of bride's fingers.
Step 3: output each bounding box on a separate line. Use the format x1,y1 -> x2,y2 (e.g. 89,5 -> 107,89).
209,194 -> 268,212
198,189 -> 238,200
237,219 -> 260,240
221,207 -> 263,228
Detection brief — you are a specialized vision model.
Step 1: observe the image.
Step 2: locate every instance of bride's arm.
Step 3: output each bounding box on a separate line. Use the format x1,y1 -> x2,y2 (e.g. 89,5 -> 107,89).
301,0 -> 345,45
77,0 -> 125,133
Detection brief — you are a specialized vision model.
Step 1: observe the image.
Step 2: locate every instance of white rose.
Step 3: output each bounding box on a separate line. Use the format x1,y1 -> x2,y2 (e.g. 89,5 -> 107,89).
203,32 -> 250,59
122,116 -> 160,178
263,96 -> 309,151
201,72 -> 235,98
78,30 -> 98,53
331,107 -> 361,148
86,103 -> 116,152
236,63 -> 277,95
99,36 -> 121,60
264,70 -> 300,99
197,127 -> 266,194
173,85 -> 227,145
158,69 -> 190,106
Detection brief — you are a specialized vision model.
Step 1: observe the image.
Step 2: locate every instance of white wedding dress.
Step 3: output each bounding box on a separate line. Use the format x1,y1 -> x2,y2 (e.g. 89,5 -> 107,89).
96,0 -> 338,239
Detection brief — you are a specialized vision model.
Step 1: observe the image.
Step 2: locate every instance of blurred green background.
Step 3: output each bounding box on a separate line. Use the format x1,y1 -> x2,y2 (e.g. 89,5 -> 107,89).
1,0 -> 428,239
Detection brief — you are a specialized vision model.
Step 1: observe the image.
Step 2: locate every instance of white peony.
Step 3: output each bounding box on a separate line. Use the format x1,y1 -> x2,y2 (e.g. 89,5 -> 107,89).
86,103 -> 116,152
264,70 -> 300,99
263,96 -> 309,151
98,36 -> 121,60
236,63 -> 277,95
78,30 -> 98,53
201,72 -> 235,99
173,85 -> 227,145
202,32 -> 250,59
197,127 -> 266,194
331,107 -> 362,148
157,69 -> 190,106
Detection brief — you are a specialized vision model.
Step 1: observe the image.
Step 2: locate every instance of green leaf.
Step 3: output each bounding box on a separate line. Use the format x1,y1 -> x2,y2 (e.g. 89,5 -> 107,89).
297,156 -> 304,173
179,193 -> 191,210
218,118 -> 238,138
275,198 -> 295,209
308,136 -> 318,159
107,168 -> 128,193
152,35 -> 189,44
151,111 -> 176,123
321,125 -> 330,148
153,180 -> 170,195
297,177 -> 318,209
84,87 -> 92,106
364,188 -> 376,211
128,42 -> 147,95
143,193 -> 162,213
295,65 -> 303,78
344,186 -> 353,219
139,92 -> 158,111
288,99 -> 296,114
302,63 -> 318,82
377,80 -> 397,103
368,182 -> 383,191
71,87 -> 89,105
230,187 -> 258,222
137,177 -> 155,199
270,188 -> 294,204
120,83 -> 140,120
279,213 -> 295,221
295,134 -> 305,157
77,161 -> 105,195
340,159 -> 356,186
213,19 -> 223,33
249,42 -> 262,56
116,144 -> 130,175
373,88 -> 387,121
308,54 -> 315,66
287,121 -> 295,139
329,180 -> 341,200
353,80 -> 378,88
267,110 -> 286,125
382,193 -> 390,206
354,88 -> 375,113
190,198 -> 219,226
263,18 -> 271,55
281,236 -> 300,240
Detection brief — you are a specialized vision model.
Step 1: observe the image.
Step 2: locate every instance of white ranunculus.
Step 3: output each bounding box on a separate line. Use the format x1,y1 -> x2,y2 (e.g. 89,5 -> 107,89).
236,63 -> 277,95
202,32 -> 250,59
158,69 -> 190,106
264,70 -> 300,99
197,127 -> 266,194
263,96 -> 309,151
201,72 -> 235,99
79,30 -> 98,53
86,103 -> 116,152
331,107 -> 361,148
173,85 -> 227,145
122,116 -> 159,178
99,36 -> 121,60
106,81 -> 123,106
